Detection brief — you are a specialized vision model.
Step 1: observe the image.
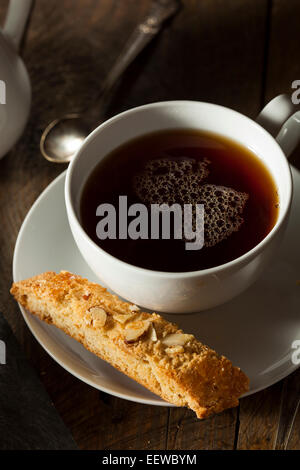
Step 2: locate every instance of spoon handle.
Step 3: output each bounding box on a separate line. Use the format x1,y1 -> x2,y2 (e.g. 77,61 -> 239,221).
99,0 -> 182,104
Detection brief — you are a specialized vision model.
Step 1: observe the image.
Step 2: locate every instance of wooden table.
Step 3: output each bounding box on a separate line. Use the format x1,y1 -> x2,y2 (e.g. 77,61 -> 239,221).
0,0 -> 300,450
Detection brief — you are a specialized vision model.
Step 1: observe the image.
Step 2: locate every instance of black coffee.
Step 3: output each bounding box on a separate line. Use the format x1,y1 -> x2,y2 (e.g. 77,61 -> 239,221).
80,129 -> 279,272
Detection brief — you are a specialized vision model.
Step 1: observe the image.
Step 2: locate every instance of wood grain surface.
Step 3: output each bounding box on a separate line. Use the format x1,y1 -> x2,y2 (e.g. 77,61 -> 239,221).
0,0 -> 299,450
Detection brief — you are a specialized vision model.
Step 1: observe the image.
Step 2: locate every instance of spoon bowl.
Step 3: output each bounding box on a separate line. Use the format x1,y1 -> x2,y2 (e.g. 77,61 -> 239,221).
40,114 -> 92,163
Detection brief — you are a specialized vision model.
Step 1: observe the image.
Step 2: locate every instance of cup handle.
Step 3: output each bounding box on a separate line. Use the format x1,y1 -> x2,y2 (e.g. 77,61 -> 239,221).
275,111 -> 300,158
3,0 -> 32,50
256,94 -> 300,158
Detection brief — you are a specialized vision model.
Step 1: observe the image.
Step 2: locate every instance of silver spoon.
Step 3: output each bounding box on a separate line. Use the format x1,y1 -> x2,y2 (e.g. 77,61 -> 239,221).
40,0 -> 181,163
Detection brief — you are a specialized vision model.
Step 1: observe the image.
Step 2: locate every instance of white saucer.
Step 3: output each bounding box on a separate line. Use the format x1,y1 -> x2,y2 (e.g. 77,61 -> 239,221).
13,170 -> 300,406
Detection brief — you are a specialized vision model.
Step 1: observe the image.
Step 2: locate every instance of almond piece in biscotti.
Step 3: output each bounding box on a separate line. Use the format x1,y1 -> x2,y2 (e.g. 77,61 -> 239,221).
86,306 -> 107,328
124,321 -> 150,343
162,333 -> 191,347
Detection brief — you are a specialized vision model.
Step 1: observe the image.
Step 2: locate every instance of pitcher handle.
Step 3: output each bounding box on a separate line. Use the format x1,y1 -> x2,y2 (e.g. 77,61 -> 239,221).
256,94 -> 300,158
3,0 -> 32,50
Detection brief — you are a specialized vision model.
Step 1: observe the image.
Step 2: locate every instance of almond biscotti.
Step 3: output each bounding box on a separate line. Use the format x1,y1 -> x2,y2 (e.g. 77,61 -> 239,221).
10,271 -> 249,418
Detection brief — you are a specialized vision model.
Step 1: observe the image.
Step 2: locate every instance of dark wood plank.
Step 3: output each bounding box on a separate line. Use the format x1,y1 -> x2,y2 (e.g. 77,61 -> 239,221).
265,0 -> 300,101
286,394 -> 300,450
167,407 -> 237,450
237,369 -> 300,450
275,369 -> 300,450
264,0 -> 300,168
237,0 -> 300,450
237,382 -> 283,449
108,0 -> 268,120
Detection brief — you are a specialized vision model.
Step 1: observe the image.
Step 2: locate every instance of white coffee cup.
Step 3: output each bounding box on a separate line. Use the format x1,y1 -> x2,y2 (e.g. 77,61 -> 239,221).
65,97 -> 300,313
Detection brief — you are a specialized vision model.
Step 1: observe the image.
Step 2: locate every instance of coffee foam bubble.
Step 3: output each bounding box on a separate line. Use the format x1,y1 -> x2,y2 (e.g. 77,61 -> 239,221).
133,157 -> 248,247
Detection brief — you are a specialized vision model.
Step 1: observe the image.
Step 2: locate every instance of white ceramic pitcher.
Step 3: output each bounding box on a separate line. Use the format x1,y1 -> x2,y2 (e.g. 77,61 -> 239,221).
0,0 -> 32,159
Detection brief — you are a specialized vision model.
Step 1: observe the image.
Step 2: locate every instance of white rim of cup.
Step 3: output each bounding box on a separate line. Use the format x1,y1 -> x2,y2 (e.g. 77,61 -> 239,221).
65,100 -> 293,279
